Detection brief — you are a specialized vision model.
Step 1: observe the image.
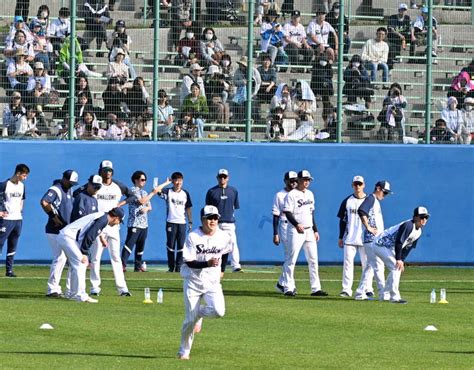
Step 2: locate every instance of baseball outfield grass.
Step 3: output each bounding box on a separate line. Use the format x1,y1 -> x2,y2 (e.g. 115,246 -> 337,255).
0,265 -> 472,369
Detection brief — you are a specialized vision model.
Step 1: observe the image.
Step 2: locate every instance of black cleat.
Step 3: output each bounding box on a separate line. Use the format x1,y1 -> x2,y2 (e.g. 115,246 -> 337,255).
275,283 -> 285,294
391,299 -> 408,304
366,292 -> 374,298
339,291 -> 350,297
46,292 -> 64,298
5,271 -> 17,278
120,291 -> 132,297
311,290 -> 329,297
232,268 -> 243,273
284,290 -> 296,297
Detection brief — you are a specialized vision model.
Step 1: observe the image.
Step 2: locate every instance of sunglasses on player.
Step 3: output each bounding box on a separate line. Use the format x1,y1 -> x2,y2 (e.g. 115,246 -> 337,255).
353,182 -> 363,186
205,215 -> 219,221
419,215 -> 429,220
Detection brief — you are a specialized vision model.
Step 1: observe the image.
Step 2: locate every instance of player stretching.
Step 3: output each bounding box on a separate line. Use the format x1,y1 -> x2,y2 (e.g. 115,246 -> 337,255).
368,207 -> 430,304
272,171 -> 298,294
0,164 -> 30,277
177,205 -> 232,360
282,170 -> 328,297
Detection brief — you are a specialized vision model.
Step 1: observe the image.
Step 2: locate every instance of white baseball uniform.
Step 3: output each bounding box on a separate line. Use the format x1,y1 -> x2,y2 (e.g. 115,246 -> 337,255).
282,188 -> 322,294
272,188 -> 291,289
178,227 -> 232,358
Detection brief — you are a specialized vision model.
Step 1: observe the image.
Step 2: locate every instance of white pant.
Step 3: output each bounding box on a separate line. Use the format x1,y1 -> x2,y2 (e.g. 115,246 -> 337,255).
342,244 -> 373,296
373,245 -> 403,302
46,233 -> 70,295
283,227 -> 321,293
277,221 -> 290,288
89,227 -> 128,295
218,223 -> 241,270
355,242 -> 387,300
178,279 -> 225,357
57,234 -> 89,302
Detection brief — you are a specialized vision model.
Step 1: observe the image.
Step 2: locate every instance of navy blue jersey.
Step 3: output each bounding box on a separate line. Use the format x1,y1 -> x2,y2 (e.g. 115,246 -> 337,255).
41,180 -> 74,234
374,220 -> 422,261
80,214 -> 108,254
71,190 -> 99,222
205,185 -> 239,223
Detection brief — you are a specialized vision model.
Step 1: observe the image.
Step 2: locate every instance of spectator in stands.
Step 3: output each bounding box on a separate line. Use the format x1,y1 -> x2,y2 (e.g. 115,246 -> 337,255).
447,69 -> 474,110
26,61 -> 51,108
58,74 -> 93,120
199,28 -> 225,67
106,20 -> 137,80
105,115 -> 131,140
182,82 -> 209,138
256,54 -> 277,104
260,8 -> 279,34
460,97 -> 474,145
441,96 -> 464,144
232,56 -> 262,123
361,27 -> 390,86
75,110 -> 102,140
34,4 -> 50,30
102,77 -> 127,116
291,80 -> 317,121
155,89 -> 175,137
7,49 -> 34,96
326,2 -> 350,59
30,19 -> 51,72
48,7 -> 71,52
84,0 -> 111,56
342,54 -> 374,109
378,82 -> 407,142
430,118 -> 451,144
311,55 -> 334,108
261,21 -> 289,66
6,16 -> 34,44
14,105 -> 40,137
175,27 -> 201,67
283,10 -> 313,69
168,0 -> 192,54
125,77 -> 150,119
106,48 -> 130,85
14,0 -> 30,23
220,53 -> 235,89
266,106 -> 285,140
131,107 -> 152,139
306,9 -> 337,64
410,7 -> 439,60
76,92 -> 95,119
2,91 -> 26,136
271,83 -> 295,118
4,30 -> 35,65
387,3 -> 411,69
180,63 -> 206,105
205,65 -> 231,129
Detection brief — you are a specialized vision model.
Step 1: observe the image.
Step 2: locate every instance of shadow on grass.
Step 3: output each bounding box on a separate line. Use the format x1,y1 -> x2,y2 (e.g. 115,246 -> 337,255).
433,350 -> 474,355
0,291 -> 45,299
0,350 -> 171,359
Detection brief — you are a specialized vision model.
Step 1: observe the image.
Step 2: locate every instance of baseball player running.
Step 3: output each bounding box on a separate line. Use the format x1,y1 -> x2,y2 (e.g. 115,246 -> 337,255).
368,207 -> 430,304
273,171 -> 298,294
282,170 -> 328,297
337,175 -> 373,298
0,164 -> 30,277
57,207 -> 125,303
177,205 -> 232,360
40,170 -> 79,298
354,180 -> 392,301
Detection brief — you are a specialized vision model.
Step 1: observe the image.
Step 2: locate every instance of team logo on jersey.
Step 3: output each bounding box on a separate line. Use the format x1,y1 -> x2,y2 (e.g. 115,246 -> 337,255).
97,194 -> 117,200
8,192 -> 23,198
171,198 -> 185,206
0,227 -> 6,233
297,199 -> 313,207
196,244 -> 222,254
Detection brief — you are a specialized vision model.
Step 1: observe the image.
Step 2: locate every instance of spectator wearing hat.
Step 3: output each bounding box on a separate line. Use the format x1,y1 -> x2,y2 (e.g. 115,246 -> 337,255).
441,96 -> 465,144
256,54 -> 278,104
180,63 -> 206,105
261,20 -> 288,66
448,67 -> 474,110
361,27 -> 390,85
342,54 -> 374,109
200,27 -> 225,67
387,3 -> 411,69
2,91 -> 26,137
283,10 -> 313,68
83,0 -> 111,57
6,49 -> 34,94
6,16 -> 34,45
460,97 -> 474,145
29,18 -> 51,72
410,7 -> 439,60
4,30 -> 35,66
14,1 -> 30,24
326,2 -> 350,59
182,83 -> 208,138
232,56 -> 262,123
306,9 -> 337,64
106,48 -> 130,84
107,20 -> 137,80
205,65 -> 231,129
27,61 -> 51,108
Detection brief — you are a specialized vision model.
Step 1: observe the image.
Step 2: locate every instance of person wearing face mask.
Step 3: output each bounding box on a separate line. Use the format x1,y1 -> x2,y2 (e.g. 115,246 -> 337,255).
343,54 -> 374,109
326,2 -> 350,59
311,55 -> 334,109
460,97 -> 474,145
441,96 -> 465,144
387,3 -> 411,69
48,7 -> 71,69
107,20 -> 137,80
200,28 -> 225,67
176,27 -> 201,67
447,67 -> 474,110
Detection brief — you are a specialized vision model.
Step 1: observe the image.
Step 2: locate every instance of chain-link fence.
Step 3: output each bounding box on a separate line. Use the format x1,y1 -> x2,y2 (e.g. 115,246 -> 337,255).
0,0 -> 473,143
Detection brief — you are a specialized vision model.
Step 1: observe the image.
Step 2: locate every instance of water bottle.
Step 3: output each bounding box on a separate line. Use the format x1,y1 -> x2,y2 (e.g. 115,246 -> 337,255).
141,261 -> 147,272
157,288 -> 163,303
430,289 -> 436,304
144,287 -> 151,301
153,177 -> 158,188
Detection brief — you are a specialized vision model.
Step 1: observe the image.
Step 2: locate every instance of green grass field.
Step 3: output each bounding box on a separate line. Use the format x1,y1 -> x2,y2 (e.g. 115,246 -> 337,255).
0,265 -> 473,369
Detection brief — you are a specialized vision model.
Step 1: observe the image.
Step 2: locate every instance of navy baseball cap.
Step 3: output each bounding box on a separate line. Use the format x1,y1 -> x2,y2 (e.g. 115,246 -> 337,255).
63,170 -> 79,185
376,180 -> 392,194
291,10 -> 301,17
284,171 -> 298,181
109,207 -> 125,223
413,206 -> 430,218
201,205 -> 220,218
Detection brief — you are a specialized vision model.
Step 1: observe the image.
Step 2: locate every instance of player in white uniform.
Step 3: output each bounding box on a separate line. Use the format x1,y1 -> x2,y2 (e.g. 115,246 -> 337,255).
337,175 -> 373,298
58,208 -> 125,303
368,207 -> 430,304
282,170 -> 328,297
88,160 -> 136,296
354,180 -> 392,301
272,171 -> 298,294
306,9 -> 337,63
177,205 -> 232,360
0,164 -> 29,277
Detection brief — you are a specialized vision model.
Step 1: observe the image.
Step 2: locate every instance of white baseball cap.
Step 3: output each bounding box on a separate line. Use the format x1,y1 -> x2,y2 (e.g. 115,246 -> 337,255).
100,160 -> 113,171
399,3 -> 408,10
284,171 -> 298,180
352,175 -> 364,183
217,169 -> 229,177
298,170 -> 313,180
413,206 -> 430,218
201,205 -> 220,218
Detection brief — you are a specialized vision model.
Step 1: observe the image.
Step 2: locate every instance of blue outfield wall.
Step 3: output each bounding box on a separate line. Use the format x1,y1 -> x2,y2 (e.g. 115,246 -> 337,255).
0,141 -> 473,264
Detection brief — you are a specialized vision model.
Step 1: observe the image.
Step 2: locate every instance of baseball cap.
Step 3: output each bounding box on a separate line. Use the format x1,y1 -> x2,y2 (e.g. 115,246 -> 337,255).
217,169 -> 229,177
375,180 -> 392,194
116,19 -> 126,27
109,207 -> 125,223
89,174 -> 103,188
284,171 -> 298,181
464,97 -> 474,105
200,205 -> 220,218
298,170 -> 313,180
63,170 -> 79,185
190,63 -> 203,71
413,206 -> 430,218
34,61 -> 44,69
399,3 -> 408,10
291,10 -> 301,17
14,16 -> 24,23
99,160 -> 113,172
352,175 -> 364,183
448,96 -> 458,105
